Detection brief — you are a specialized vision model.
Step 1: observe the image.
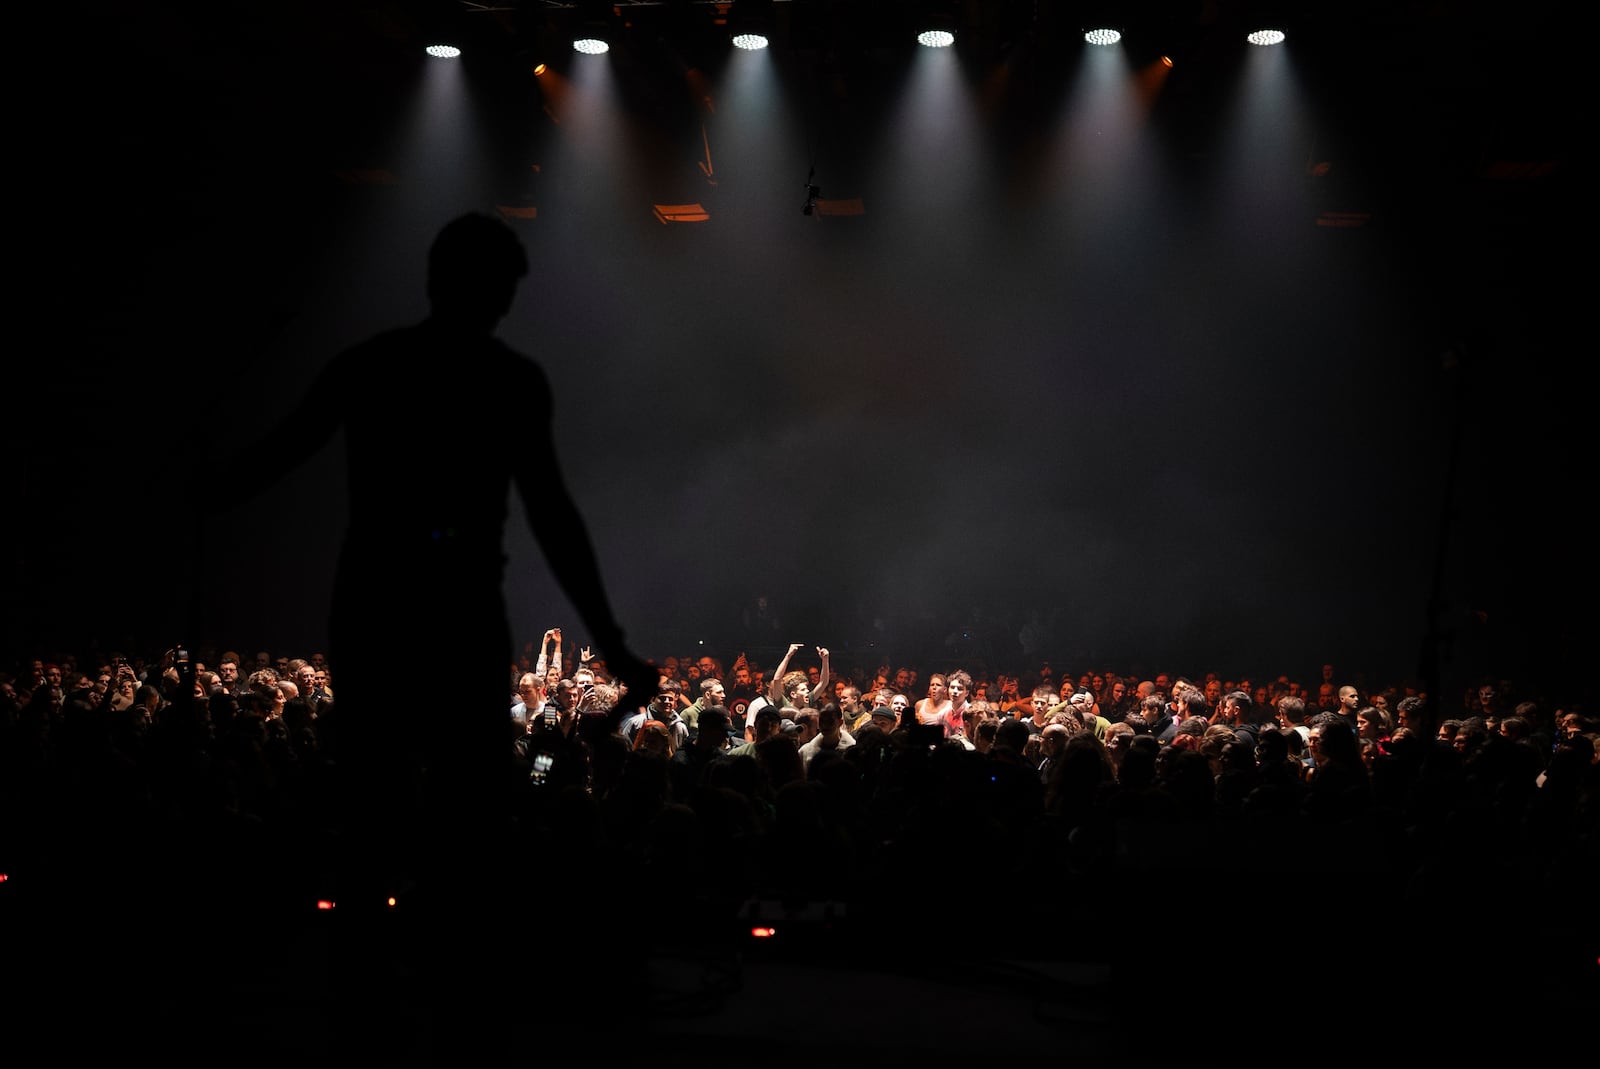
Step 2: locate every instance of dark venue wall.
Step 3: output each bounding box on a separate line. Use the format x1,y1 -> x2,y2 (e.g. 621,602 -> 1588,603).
9,0 -> 1585,700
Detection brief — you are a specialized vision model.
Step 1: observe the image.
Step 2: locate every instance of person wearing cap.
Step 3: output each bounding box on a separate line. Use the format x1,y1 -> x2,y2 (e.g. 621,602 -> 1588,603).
867,701 -> 899,736
728,705 -> 784,758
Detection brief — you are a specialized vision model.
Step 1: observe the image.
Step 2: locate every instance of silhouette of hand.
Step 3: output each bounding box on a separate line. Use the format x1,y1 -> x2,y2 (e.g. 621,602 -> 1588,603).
608,649 -> 660,711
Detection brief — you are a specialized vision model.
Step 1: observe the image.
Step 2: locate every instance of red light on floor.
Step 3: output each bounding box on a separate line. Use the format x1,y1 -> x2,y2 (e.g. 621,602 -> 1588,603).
316,899 -> 336,911
750,926 -> 777,939
0,872 -> 9,883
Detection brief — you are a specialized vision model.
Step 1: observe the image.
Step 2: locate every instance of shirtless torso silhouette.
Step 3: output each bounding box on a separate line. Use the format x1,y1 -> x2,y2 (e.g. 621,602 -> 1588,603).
208,213 -> 654,1058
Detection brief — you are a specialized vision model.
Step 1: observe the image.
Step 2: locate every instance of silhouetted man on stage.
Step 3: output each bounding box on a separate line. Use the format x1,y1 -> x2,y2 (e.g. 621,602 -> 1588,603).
206,212 -> 655,1060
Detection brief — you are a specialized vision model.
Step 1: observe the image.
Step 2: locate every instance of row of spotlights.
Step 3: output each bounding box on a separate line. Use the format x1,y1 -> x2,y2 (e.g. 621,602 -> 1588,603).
424,27 -> 1287,60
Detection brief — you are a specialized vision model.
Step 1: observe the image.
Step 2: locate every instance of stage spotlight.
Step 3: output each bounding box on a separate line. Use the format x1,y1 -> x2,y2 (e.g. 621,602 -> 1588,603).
915,2 -> 958,48
424,44 -> 461,59
729,0 -> 774,50
573,0 -> 612,54
1084,28 -> 1121,46
1246,29 -> 1286,46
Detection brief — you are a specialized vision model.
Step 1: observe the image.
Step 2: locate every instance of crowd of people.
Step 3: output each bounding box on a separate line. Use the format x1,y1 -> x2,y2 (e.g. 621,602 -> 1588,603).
6,636 -> 1594,897
5,632 -> 1595,1055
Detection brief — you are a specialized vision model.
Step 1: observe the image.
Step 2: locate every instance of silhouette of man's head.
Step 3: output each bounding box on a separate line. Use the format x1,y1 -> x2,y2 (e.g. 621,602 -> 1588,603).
427,213 -> 529,331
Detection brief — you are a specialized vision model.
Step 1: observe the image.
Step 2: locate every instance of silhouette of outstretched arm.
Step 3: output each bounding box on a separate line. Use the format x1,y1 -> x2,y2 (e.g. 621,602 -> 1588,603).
512,397 -> 655,708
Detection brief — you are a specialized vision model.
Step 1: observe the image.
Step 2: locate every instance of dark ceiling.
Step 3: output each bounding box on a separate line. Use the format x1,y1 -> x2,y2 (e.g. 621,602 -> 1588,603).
33,1 -> 1572,242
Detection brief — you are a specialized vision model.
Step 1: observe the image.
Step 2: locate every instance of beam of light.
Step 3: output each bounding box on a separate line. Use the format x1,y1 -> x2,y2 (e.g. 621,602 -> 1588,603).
1134,55 -> 1175,107
704,32 -> 806,228
1040,30 -> 1171,229
1206,34 -> 1314,231
245,26 -> 522,429
537,40 -> 635,218
869,33 -> 995,230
